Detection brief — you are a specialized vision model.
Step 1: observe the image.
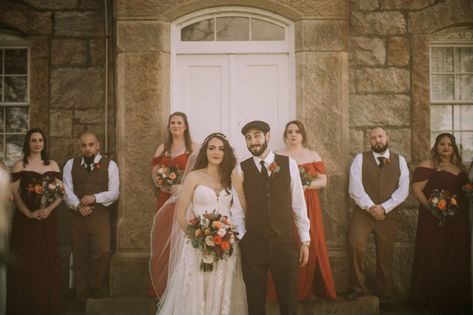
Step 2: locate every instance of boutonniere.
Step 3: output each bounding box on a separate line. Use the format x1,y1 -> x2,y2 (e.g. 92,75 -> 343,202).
268,162 -> 280,174
95,163 -> 102,170
383,158 -> 391,166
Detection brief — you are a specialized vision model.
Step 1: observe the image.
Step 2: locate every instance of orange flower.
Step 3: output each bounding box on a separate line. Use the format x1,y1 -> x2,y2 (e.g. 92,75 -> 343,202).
450,197 -> 457,206
213,235 -> 222,245
221,240 -> 230,251
157,177 -> 164,185
465,183 -> 473,191
169,172 -> 177,180
34,184 -> 44,194
95,163 -> 101,169
438,199 -> 447,210
195,229 -> 202,237
212,221 -> 223,229
268,162 -> 280,173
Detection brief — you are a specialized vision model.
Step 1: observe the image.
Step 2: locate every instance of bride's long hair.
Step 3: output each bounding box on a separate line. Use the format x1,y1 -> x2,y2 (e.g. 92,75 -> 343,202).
192,133 -> 236,191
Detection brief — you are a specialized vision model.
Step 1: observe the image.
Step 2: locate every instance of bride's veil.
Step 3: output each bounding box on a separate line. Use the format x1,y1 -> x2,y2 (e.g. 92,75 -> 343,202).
149,150 -> 198,298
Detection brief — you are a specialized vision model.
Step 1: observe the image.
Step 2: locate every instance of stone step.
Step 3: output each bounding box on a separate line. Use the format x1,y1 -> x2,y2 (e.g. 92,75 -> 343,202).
86,295 -> 378,315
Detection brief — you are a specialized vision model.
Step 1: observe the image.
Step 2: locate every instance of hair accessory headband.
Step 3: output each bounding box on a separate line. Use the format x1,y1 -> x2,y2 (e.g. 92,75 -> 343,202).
203,132 -> 227,144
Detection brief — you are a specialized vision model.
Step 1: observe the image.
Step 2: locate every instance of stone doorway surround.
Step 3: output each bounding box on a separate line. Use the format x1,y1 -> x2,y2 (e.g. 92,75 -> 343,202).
114,0 -> 349,296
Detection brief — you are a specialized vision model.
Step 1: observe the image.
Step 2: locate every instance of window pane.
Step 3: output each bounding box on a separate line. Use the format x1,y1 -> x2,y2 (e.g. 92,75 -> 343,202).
0,108 -> 3,133
431,47 -> 454,73
251,19 -> 284,41
457,75 -> 473,100
457,132 -> 473,162
5,49 -> 27,75
216,17 -> 249,41
458,47 -> 473,73
5,134 -> 23,162
431,105 -> 452,130
6,107 -> 28,133
454,105 -> 473,130
431,74 -> 454,100
181,19 -> 214,41
0,50 -> 3,74
4,76 -> 27,102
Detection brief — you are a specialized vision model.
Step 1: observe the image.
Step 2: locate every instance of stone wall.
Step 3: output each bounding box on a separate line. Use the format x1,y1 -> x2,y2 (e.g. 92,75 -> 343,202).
349,0 -> 473,295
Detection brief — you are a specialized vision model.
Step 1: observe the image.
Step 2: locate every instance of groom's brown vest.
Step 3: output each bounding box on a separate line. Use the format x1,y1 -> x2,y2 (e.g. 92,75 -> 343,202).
361,151 -> 401,219
241,154 -> 292,238
71,156 -> 111,216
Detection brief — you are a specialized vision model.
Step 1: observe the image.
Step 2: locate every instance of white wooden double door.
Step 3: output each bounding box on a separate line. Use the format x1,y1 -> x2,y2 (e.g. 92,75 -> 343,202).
174,53 -> 292,160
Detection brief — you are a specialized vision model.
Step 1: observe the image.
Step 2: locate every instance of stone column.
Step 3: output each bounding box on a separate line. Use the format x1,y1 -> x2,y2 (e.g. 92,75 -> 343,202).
112,20 -> 170,295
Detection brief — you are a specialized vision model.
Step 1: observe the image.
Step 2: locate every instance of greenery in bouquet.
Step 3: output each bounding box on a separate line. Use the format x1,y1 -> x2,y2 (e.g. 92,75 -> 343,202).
428,188 -> 459,226
26,176 -> 64,208
299,166 -> 315,187
154,164 -> 183,191
186,210 -> 239,272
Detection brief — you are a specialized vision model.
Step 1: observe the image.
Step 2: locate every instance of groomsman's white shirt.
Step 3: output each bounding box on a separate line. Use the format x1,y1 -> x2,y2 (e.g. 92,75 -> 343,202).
63,153 -> 120,210
349,149 -> 409,213
231,151 -> 310,243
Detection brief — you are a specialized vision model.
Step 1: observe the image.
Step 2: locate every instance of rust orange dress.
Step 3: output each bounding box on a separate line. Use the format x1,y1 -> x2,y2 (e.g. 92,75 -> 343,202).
268,161 -> 337,300
148,152 -> 189,296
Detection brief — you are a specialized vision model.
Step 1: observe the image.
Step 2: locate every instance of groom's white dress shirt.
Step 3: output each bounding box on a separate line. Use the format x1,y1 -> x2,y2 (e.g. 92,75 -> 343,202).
231,151 -> 310,242
348,149 -> 409,213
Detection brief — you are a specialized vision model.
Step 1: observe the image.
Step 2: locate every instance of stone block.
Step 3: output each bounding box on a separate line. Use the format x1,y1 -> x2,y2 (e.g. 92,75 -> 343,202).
385,128 -> 412,161
349,94 -> 411,127
50,110 -> 73,137
381,0 -> 434,10
351,0 -> 379,11
109,252 -> 150,296
349,69 -> 357,94
408,0 -> 473,34
87,297 -> 156,315
90,39 -> 106,66
397,207 -> 418,243
51,68 -> 104,109
55,11 -> 104,37
29,56 -> 49,132
351,11 -> 406,35
22,0 -> 78,9
117,21 -> 169,52
30,36 -> 50,59
387,36 -> 409,67
355,68 -> 410,93
349,36 -> 385,66
49,137 -> 78,165
74,108 -> 105,124
51,39 -> 87,66
80,0 -> 104,9
349,128 -> 364,155
0,2 -> 52,35
296,20 -> 346,52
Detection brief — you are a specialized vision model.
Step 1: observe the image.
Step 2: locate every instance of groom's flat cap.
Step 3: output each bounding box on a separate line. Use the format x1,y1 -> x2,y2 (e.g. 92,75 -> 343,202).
241,120 -> 270,135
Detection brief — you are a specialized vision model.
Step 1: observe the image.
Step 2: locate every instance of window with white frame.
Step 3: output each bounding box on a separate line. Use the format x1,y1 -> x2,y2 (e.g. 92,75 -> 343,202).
430,26 -> 473,163
0,30 -> 29,165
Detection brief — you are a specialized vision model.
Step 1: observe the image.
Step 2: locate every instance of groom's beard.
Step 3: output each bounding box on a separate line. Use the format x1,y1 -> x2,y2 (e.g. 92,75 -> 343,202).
371,142 -> 389,153
248,140 -> 268,157
83,155 -> 95,165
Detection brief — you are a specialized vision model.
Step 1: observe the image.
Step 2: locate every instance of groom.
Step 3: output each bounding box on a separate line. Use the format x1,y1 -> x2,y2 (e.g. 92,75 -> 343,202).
232,120 -> 311,315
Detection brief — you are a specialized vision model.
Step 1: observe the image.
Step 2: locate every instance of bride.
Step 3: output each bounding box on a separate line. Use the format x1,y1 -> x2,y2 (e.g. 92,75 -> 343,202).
154,132 -> 248,315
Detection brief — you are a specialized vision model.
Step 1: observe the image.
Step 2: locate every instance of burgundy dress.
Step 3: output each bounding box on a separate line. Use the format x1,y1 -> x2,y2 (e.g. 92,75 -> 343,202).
7,171 -> 63,315
409,167 -> 471,313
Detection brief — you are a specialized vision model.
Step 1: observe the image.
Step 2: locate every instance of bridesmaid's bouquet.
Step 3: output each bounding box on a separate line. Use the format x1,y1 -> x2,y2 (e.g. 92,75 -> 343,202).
26,176 -> 64,209
154,164 -> 183,191
186,210 -> 239,272
299,166 -> 315,186
463,182 -> 473,198
428,189 -> 459,226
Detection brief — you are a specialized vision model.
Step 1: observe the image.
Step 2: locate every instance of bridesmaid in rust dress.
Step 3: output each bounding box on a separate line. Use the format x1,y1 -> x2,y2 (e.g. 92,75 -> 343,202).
409,133 -> 471,313
7,128 -> 63,315
148,112 -> 198,297
268,120 -> 337,300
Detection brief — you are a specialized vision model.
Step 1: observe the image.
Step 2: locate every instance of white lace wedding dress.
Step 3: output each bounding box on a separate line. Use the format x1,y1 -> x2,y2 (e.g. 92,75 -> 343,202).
156,185 -> 248,315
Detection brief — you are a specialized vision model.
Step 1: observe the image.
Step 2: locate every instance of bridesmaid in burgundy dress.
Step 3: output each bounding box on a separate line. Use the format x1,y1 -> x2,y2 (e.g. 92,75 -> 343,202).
268,120 -> 337,300
148,112 -> 198,296
7,128 -> 63,315
409,133 -> 471,313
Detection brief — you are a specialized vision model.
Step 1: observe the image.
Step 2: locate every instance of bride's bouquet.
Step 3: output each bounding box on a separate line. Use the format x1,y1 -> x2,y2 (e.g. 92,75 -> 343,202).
186,210 -> 239,272
299,166 -> 315,186
26,176 -> 64,209
428,189 -> 458,226
154,164 -> 183,191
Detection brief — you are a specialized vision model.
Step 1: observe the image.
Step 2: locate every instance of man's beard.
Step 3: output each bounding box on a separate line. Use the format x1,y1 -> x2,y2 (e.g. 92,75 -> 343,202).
83,155 -> 95,165
248,140 -> 268,157
371,142 -> 389,153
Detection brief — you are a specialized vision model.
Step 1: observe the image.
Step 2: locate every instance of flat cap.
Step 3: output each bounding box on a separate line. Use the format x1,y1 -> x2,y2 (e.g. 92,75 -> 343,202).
241,120 -> 270,135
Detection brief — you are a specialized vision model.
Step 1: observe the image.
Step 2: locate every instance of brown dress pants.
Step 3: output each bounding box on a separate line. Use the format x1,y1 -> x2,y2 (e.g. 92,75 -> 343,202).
347,208 -> 399,297
71,211 -> 111,300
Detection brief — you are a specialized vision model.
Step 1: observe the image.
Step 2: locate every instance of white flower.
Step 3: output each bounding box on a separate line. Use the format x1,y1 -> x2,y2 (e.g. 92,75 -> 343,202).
205,235 -> 215,246
202,254 -> 214,264
432,197 -> 439,204
217,228 -> 226,237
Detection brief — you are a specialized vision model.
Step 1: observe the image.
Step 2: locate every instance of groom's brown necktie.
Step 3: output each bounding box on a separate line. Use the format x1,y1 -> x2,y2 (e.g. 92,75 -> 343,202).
377,156 -> 386,169
260,161 -> 269,179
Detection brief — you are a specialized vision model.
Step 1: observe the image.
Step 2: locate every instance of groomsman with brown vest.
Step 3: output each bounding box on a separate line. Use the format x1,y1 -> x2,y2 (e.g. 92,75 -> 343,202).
347,127 -> 409,307
231,120 -> 311,315
63,131 -> 120,305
